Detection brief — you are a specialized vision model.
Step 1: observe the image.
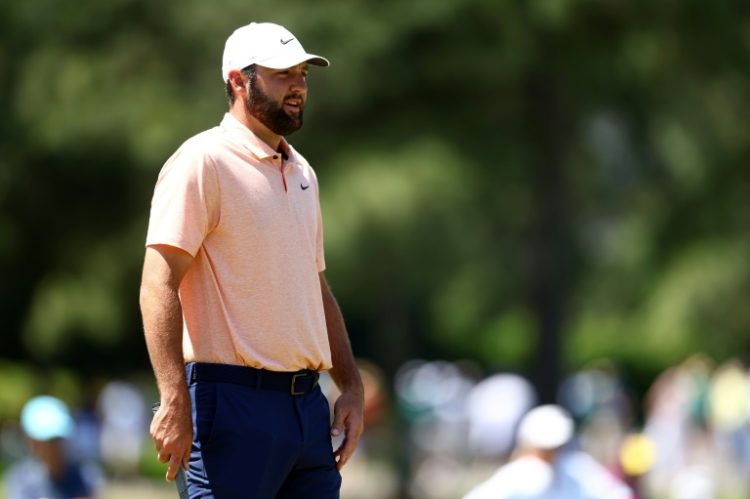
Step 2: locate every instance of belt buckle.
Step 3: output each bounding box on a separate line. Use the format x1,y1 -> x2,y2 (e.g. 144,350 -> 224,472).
290,373 -> 307,395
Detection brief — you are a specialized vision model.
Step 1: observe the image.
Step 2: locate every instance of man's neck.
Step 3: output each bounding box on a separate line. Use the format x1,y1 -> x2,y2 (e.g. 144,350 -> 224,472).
229,105 -> 281,150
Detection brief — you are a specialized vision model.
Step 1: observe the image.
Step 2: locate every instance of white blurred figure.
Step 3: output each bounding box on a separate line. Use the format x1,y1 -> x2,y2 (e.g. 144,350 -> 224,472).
642,356 -> 713,498
97,381 -> 147,476
4,396 -> 103,499
463,405 -> 632,499
667,466 -> 715,499
704,359 -> 750,496
466,373 -> 536,459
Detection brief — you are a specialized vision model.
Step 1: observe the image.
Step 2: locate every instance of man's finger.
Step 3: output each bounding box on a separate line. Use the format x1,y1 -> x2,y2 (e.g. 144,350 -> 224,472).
166,454 -> 182,482
333,436 -> 346,457
157,451 -> 170,463
334,422 -> 358,469
336,436 -> 355,470
182,450 -> 190,471
330,410 -> 346,437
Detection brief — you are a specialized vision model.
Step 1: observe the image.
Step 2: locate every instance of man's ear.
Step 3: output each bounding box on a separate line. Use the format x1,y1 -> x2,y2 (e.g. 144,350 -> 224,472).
227,70 -> 246,96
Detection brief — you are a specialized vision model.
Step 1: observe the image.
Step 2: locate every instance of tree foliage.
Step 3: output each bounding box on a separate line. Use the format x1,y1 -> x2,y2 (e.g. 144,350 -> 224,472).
2,0 -> 749,396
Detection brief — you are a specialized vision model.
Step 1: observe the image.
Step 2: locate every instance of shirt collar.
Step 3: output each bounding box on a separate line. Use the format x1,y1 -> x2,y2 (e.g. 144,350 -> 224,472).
220,113 -> 296,162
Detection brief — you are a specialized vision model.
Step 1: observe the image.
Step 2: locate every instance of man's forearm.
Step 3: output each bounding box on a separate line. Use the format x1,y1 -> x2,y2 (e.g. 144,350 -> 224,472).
326,314 -> 362,394
320,275 -> 363,395
319,273 -> 364,468
140,281 -> 189,402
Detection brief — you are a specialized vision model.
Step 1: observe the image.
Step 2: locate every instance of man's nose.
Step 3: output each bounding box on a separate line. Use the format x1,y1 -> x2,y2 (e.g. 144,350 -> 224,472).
290,74 -> 307,93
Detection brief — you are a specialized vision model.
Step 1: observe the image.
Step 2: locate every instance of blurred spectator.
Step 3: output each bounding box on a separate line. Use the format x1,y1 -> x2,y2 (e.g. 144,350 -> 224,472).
4,395 -> 103,499
462,404 -> 632,499
319,361 -> 399,499
466,373 -> 536,459
558,360 -> 633,471
96,381 -> 147,477
617,432 -> 657,498
68,385 -> 102,465
642,355 -> 714,498
395,360 -> 475,458
396,360 -> 478,498
707,359 -> 750,469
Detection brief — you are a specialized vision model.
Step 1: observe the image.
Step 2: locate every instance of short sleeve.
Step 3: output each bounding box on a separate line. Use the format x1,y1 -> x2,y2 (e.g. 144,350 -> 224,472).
145,140 -> 220,256
315,200 -> 326,272
312,171 -> 326,272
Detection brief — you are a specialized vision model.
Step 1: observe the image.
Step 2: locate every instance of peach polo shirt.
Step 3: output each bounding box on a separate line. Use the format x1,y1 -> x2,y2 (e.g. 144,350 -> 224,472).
145,113 -> 331,372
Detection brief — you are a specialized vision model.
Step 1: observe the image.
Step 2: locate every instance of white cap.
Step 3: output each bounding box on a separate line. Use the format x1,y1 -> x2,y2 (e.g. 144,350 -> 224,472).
222,22 -> 329,82
517,404 -> 574,450
20,395 -> 74,441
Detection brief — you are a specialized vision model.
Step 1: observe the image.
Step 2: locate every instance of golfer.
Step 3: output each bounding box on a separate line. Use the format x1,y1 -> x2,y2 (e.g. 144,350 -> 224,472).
140,21 -> 364,498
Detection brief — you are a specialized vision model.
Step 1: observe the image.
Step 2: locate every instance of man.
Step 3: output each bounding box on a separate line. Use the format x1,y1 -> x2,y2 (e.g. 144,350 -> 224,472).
4,395 -> 103,499
462,405 -> 632,499
140,21 -> 364,499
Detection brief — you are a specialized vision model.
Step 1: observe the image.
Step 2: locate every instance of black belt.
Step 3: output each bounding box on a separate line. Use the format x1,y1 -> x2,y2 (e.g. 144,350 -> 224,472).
186,362 -> 320,396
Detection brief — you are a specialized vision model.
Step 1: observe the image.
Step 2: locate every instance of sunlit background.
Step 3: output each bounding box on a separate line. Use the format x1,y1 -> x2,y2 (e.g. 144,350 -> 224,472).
2,0 -> 750,498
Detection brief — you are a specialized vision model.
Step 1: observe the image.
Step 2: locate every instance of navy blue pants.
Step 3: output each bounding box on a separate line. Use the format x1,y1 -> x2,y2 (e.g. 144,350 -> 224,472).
182,363 -> 341,499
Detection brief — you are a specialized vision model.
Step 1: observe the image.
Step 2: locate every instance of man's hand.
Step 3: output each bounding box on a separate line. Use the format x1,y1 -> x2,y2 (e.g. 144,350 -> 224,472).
330,389 -> 364,470
151,396 -> 193,481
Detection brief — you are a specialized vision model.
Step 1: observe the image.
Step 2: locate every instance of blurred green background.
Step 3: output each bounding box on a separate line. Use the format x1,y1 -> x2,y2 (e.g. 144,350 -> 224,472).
1,0 -> 750,496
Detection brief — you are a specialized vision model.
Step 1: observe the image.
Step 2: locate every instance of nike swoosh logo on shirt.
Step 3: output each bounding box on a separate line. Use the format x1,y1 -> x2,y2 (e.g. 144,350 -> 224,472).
301,184 -> 310,190
281,38 -> 295,45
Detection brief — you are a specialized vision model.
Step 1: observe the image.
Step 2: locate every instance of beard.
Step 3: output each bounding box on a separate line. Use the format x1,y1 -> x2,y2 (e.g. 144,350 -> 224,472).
244,79 -> 304,136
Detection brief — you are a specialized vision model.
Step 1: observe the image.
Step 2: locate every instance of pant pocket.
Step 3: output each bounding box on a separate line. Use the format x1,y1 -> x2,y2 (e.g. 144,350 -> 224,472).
192,381 -> 218,448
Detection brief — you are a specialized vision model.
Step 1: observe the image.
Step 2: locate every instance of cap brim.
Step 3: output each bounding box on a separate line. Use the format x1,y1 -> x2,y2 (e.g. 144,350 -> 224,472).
257,53 -> 330,69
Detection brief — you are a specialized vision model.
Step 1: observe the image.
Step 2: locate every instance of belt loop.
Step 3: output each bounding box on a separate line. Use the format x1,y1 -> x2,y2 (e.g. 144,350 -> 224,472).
255,369 -> 263,390
185,362 -> 196,385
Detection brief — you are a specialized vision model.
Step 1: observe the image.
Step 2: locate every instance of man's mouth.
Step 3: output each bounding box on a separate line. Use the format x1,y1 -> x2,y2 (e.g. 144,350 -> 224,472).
283,97 -> 303,113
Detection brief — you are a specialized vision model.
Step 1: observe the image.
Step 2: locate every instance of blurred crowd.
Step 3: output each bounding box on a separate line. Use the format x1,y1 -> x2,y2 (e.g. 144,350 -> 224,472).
1,381 -> 150,499
336,354 -> 750,499
2,354 -> 750,498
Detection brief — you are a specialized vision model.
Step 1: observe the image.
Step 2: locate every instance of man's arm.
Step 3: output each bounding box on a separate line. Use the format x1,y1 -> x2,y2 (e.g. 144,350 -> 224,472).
319,272 -> 364,470
140,244 -> 194,482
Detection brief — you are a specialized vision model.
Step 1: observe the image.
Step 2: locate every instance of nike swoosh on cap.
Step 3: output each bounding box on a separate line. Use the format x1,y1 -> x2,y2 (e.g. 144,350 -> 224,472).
280,38 -> 295,45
